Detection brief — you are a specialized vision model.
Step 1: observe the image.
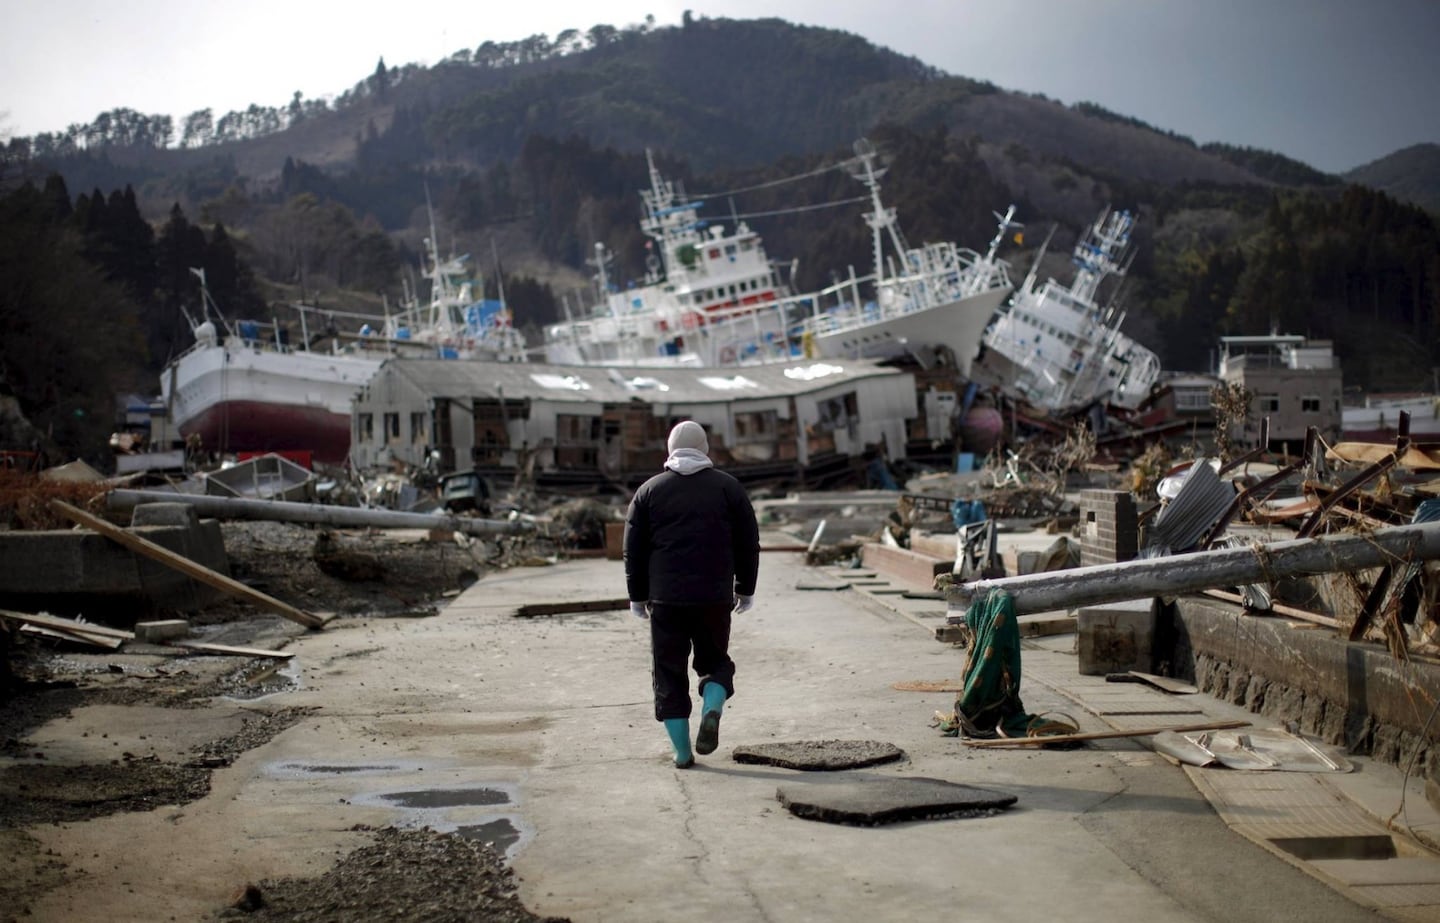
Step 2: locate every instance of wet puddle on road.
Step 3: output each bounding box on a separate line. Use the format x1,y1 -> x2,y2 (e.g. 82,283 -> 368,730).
375,787 -> 512,809
261,765 -> 532,858
454,818 -> 522,854
269,762 -> 409,776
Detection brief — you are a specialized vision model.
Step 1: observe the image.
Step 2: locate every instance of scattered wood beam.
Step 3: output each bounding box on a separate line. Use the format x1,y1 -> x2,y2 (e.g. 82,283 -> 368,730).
0,608 -> 135,640
515,598 -> 631,618
49,500 -> 328,630
163,640 -> 294,659
19,624 -> 124,650
1200,589 -> 1344,629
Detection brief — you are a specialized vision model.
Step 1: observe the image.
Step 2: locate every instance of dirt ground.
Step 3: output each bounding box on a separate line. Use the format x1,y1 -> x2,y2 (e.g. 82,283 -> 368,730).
0,518 -> 581,921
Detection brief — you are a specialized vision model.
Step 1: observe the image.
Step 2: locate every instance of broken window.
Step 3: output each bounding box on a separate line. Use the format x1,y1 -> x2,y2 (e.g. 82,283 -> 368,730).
384,413 -> 400,440
732,410 -> 780,463
1258,394 -> 1281,413
359,413 -> 374,441
734,410 -> 777,441
812,392 -> 859,441
410,412 -> 426,443
1175,389 -> 1210,411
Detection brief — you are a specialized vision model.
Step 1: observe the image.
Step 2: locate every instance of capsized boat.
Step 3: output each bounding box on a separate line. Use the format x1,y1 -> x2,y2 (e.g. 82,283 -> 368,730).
541,139 -> 1016,375
971,206 -> 1161,415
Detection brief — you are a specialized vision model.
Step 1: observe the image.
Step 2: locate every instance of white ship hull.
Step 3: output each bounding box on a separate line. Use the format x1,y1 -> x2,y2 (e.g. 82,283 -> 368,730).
162,341 -> 382,463
809,286 -> 1010,376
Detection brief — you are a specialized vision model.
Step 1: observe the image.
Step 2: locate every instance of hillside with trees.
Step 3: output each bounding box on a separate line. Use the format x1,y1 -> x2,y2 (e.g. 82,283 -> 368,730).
1345,144 -> 1440,215
2,14 -> 1437,462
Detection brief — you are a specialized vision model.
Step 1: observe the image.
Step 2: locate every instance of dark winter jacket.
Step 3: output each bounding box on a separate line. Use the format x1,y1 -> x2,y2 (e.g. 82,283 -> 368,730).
623,467 -> 760,605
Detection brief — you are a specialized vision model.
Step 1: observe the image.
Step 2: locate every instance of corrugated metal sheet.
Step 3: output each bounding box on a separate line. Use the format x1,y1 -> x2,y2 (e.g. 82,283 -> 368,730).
1145,460 -> 1237,555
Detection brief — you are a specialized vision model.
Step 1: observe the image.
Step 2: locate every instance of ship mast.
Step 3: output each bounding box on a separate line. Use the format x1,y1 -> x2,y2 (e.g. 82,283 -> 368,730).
850,138 -> 909,288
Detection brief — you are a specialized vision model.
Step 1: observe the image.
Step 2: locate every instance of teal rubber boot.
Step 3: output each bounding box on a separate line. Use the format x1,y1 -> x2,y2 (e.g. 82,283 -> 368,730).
664,718 -> 694,768
695,683 -> 727,755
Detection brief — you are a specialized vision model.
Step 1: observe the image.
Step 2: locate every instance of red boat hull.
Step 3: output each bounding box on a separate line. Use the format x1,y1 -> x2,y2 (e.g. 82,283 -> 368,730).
181,400 -> 352,465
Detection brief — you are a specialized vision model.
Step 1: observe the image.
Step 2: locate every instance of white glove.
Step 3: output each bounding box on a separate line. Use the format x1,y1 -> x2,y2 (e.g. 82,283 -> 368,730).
734,595 -> 754,614
630,601 -> 649,620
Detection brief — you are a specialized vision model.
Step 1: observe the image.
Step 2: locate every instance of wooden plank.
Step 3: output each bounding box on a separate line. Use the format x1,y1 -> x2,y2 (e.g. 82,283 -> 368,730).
962,719 -> 1251,748
934,625 -> 967,644
1201,589 -> 1344,629
1128,671 -> 1199,695
163,639 -> 294,659
1019,616 -> 1077,639
49,499 -> 326,630
19,624 -> 124,650
515,597 -> 631,618
0,608 -> 135,639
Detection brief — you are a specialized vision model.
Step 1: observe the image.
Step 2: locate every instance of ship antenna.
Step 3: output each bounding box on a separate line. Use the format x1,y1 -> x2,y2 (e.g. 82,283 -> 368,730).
985,205 -> 1023,263
1020,224 -> 1057,293
188,266 -> 234,336
492,237 -> 507,309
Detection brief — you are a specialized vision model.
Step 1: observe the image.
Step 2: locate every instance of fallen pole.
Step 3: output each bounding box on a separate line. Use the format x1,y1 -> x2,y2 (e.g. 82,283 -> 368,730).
948,520 -> 1440,617
51,500 -> 328,630
106,488 -> 535,538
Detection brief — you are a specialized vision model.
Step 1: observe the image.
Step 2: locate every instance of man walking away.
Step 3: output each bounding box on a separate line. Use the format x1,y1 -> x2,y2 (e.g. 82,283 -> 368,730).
624,421 -> 760,768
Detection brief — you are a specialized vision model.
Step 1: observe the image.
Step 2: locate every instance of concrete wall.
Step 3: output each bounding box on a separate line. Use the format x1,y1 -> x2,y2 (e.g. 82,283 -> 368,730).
1169,597 -> 1440,783
0,517 -> 229,622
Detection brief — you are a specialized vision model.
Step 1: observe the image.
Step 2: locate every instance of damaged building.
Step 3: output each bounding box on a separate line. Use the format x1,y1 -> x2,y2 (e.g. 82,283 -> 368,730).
1219,335 -> 1342,454
349,358 -> 924,488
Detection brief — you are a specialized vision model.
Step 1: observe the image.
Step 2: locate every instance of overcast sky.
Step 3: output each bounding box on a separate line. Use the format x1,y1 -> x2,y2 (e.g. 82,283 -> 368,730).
2,0 -> 1436,174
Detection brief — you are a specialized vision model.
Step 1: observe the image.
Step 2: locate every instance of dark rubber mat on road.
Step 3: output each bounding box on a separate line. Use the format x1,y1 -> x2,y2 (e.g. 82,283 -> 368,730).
777,775 -> 1017,826
732,739 -> 903,771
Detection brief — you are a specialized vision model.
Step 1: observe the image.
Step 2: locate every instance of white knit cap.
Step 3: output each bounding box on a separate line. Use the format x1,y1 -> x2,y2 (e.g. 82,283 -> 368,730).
667,420 -> 709,455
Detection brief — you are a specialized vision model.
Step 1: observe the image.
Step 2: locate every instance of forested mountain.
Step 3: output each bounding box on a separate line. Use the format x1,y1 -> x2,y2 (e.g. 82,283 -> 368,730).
1345,144 -> 1440,215
2,14 -> 1437,462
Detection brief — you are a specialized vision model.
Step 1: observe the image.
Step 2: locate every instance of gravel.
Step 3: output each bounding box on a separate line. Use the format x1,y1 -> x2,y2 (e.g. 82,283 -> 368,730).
1,519 -> 567,921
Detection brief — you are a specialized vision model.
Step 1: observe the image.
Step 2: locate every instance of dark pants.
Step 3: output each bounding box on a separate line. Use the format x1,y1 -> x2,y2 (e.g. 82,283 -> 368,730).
649,601 -> 735,721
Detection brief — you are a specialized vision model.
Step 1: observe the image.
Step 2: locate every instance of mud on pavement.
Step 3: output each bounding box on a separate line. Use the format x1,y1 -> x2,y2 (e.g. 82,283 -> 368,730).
0,519 -> 564,921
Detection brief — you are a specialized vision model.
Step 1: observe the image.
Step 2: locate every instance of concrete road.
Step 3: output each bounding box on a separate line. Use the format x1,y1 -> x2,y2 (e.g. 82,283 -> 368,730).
21,547 -> 1384,922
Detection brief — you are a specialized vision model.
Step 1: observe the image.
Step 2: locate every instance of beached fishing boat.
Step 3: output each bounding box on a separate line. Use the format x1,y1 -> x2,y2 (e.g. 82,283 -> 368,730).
970,206 -> 1162,415
160,225 -> 524,465
541,140 -> 1016,375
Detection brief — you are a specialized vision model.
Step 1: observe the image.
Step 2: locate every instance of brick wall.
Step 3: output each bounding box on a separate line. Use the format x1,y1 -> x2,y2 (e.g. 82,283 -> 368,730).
1078,489 -> 1138,567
